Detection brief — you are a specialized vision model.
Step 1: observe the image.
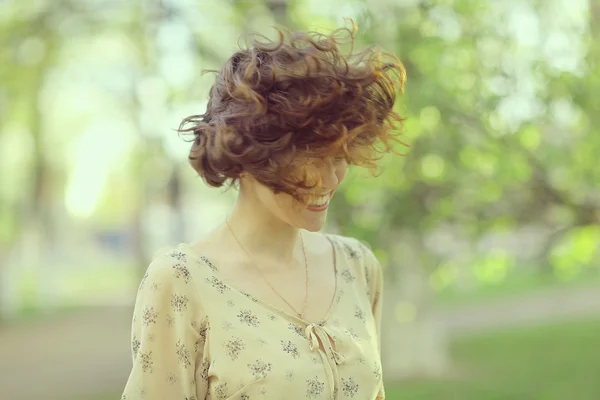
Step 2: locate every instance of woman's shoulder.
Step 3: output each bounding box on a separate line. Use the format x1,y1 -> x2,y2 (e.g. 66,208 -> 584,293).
145,245 -> 190,271
137,244 -> 207,292
325,233 -> 383,300
324,232 -> 375,260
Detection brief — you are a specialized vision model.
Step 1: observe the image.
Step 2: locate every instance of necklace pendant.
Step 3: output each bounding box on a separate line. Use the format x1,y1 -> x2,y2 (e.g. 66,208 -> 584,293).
298,312 -> 304,320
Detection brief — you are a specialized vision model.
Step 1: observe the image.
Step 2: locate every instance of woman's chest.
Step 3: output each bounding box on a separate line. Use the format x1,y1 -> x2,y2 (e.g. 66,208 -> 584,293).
218,269 -> 337,325
206,249 -> 338,325
198,289 -> 382,400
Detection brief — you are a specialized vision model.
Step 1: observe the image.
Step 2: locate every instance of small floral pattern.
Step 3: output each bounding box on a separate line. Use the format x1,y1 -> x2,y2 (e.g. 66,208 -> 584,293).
139,350 -> 153,373
306,376 -> 325,398
237,309 -> 260,327
194,338 -> 203,354
224,337 -> 245,360
171,294 -> 189,313
207,276 -> 230,294
173,263 -> 191,283
166,373 -> 177,385
345,328 -> 361,342
247,359 -> 272,379
139,271 -> 149,290
122,235 -> 384,400
340,269 -> 355,283
285,370 -> 295,381
336,288 -> 345,304
198,319 -> 209,344
199,358 -> 210,381
341,377 -> 359,397
141,306 -> 158,326
354,306 -> 365,321
132,334 -> 140,357
373,362 -> 382,381
288,322 -> 305,338
200,255 -> 218,272
214,382 -> 229,400
221,320 -> 234,331
168,251 -> 187,262
281,340 -> 300,359
343,243 -> 360,259
166,315 -> 175,327
174,342 -> 189,369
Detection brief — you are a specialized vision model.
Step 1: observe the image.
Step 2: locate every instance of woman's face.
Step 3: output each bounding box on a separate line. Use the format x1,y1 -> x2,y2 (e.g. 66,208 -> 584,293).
249,156 -> 349,232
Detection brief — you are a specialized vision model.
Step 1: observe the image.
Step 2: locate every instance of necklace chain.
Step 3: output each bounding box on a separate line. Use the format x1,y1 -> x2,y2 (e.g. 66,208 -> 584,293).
225,218 -> 309,320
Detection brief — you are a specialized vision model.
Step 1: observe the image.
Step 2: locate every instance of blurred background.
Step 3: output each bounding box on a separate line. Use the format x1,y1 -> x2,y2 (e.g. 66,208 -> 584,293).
1,0 -> 599,399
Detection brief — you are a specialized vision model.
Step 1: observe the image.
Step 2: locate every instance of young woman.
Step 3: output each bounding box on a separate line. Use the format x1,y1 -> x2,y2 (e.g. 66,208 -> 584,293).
122,21 -> 405,400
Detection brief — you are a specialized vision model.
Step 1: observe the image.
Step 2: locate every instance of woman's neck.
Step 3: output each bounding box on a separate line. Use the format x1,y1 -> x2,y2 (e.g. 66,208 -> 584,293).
218,194 -> 304,272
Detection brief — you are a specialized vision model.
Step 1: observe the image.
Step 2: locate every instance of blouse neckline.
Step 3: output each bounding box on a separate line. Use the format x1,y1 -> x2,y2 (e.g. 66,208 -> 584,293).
177,232 -> 340,327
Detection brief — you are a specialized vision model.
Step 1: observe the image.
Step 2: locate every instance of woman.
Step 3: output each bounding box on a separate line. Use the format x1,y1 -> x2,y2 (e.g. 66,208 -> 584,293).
122,20 -> 405,400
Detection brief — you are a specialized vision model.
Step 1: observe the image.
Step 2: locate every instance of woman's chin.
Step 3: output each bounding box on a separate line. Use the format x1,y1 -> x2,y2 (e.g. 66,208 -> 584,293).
302,224 -> 324,233
298,211 -> 328,232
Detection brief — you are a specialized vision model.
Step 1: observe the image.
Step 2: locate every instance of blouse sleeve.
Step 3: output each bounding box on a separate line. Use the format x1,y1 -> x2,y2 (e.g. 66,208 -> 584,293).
358,239 -> 386,400
366,247 -> 384,353
122,254 -> 208,400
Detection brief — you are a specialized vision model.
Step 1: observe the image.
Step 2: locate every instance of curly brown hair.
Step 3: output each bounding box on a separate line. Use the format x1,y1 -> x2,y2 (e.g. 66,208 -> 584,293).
178,20 -> 407,202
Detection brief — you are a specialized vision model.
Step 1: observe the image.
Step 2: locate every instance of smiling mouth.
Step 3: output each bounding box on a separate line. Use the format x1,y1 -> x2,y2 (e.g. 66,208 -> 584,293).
305,190 -> 335,210
308,194 -> 330,208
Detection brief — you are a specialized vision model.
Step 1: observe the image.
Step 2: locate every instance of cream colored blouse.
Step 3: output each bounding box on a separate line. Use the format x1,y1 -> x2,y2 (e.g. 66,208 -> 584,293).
121,233 -> 385,400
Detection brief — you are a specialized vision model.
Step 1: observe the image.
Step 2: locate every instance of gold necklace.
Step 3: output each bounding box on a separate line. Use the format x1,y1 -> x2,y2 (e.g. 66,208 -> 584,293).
225,218 -> 309,320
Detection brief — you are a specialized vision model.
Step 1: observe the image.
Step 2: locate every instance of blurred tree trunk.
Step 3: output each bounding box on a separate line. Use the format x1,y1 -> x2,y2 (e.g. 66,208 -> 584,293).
125,2 -> 159,277
265,0 -> 288,23
24,61 -> 55,308
12,31 -> 60,316
380,230 -> 449,379
168,164 -> 185,244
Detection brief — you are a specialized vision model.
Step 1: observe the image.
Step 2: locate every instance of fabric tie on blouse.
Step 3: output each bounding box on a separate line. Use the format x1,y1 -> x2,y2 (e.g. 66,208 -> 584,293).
305,323 -> 345,399
305,323 -> 345,365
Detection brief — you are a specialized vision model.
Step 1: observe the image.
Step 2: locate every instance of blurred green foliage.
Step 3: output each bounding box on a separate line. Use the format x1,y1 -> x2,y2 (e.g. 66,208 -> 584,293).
2,0 -> 598,398
327,0 -> 600,287
1,0 -> 598,291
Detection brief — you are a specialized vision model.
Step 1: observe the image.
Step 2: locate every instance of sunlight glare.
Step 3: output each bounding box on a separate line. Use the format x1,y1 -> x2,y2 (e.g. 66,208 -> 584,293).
65,118 -> 136,218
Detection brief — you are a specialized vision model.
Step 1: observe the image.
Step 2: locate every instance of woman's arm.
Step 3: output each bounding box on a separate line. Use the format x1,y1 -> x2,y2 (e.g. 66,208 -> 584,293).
358,240 -> 386,400
122,254 -> 208,399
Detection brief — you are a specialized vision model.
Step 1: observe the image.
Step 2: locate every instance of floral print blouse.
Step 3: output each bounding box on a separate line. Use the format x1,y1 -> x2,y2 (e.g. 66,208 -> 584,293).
122,233 -> 385,400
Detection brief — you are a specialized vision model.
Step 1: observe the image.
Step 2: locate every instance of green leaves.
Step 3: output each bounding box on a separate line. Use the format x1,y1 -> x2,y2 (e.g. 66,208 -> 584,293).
551,226 -> 600,280
320,0 -> 599,288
